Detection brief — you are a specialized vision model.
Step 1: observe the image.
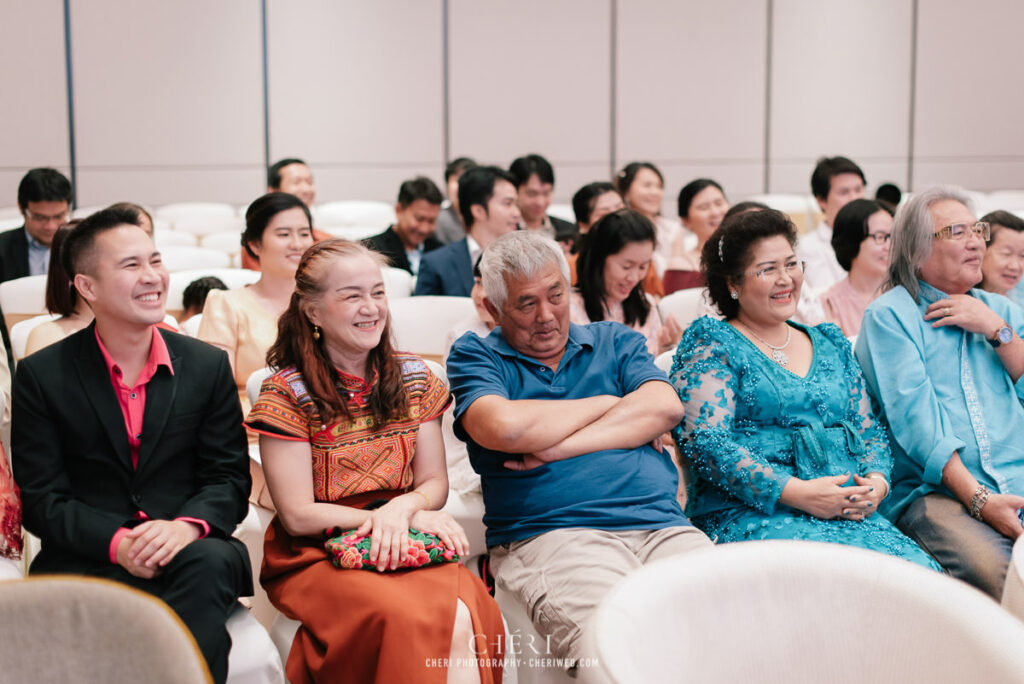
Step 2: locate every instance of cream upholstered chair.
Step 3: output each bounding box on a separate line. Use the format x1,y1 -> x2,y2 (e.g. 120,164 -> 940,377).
1001,535 -> 1024,620
155,229 -> 199,248
0,275 -> 47,332
155,202 -> 237,222
159,246 -> 233,272
320,225 -> 383,241
200,231 -> 243,265
747,193 -> 820,235
10,313 -> 59,362
165,268 -> 261,319
389,296 -> 477,366
0,576 -> 213,683
313,201 -> 395,229
382,266 -> 414,299
657,287 -> 708,333
583,540 -> 1024,684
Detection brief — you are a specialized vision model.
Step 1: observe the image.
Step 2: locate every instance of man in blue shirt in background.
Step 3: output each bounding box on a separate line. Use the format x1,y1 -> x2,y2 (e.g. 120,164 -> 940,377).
447,230 -> 711,672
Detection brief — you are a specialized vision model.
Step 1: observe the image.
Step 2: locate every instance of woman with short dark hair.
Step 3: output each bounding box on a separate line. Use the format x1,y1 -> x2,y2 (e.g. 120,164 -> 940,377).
670,208 -> 938,569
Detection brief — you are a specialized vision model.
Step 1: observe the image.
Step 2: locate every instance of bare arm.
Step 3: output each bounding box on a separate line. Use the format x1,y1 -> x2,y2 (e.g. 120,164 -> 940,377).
528,380 -> 683,463
942,453 -> 1024,539
460,393 -> 619,453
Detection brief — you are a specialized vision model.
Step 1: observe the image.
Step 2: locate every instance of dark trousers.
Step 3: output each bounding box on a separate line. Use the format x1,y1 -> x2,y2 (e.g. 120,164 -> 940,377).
897,492 -> 1013,600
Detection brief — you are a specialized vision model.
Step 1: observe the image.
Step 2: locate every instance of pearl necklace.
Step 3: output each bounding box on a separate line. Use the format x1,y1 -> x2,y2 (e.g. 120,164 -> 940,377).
739,321 -> 792,367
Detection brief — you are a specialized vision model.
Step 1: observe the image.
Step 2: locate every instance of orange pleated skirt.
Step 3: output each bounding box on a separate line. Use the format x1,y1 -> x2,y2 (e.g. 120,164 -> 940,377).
262,516 -> 504,684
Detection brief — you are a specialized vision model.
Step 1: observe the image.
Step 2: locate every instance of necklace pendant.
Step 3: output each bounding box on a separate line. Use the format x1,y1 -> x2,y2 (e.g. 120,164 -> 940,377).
772,349 -> 789,367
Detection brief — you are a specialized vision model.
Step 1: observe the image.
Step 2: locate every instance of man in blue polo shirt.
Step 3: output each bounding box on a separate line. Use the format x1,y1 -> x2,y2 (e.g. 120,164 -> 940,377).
447,230 -> 711,670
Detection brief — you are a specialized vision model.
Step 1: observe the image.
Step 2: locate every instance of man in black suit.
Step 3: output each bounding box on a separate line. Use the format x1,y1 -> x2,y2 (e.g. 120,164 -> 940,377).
509,154 -> 576,246
362,176 -> 443,276
414,166 -> 521,296
0,167 -> 72,282
13,207 -> 252,684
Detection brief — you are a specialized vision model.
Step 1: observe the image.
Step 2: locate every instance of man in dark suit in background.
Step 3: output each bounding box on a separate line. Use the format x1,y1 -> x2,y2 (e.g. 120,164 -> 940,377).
509,154 -> 576,244
414,166 -> 520,296
0,167 -> 72,282
13,207 -> 252,684
362,176 -> 443,276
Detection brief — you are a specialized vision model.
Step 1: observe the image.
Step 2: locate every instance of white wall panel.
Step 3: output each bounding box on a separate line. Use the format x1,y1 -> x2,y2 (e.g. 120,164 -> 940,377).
267,0 -> 445,202
0,0 -> 70,205
913,0 -> 1024,190
448,0 -> 612,203
69,0 -> 264,206
768,0 -> 912,194
616,0 -> 767,213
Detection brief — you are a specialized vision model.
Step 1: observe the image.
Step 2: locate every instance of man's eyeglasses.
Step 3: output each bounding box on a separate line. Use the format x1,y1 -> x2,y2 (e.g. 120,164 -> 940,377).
24,210 -> 69,225
747,260 -> 805,280
933,222 -> 990,241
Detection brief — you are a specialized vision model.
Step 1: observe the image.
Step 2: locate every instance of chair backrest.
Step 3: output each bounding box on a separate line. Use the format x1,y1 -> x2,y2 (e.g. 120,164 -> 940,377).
653,349 -> 674,375
313,201 -> 395,229
388,296 -> 477,365
320,225 -> 383,241
159,246 -> 233,272
382,266 -> 414,299
657,288 -> 708,332
246,366 -> 276,407
588,540 -> 1024,683
0,275 -> 48,331
155,202 -> 237,222
154,230 -> 198,248
10,313 -> 59,362
0,576 -> 211,683
547,203 -> 576,224
165,268 -> 261,317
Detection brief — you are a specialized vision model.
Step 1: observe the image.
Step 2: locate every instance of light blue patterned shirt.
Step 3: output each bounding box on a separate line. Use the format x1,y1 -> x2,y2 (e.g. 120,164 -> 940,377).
856,280 -> 1024,520
25,228 -> 50,276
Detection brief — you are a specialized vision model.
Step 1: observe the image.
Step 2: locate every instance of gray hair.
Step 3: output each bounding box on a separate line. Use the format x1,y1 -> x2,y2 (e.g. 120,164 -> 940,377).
480,231 -> 570,311
886,185 -> 974,300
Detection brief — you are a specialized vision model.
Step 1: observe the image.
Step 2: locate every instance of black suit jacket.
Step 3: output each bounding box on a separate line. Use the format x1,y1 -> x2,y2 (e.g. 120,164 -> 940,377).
0,226 -> 30,284
362,225 -> 442,275
413,237 -> 474,297
12,324 -> 252,579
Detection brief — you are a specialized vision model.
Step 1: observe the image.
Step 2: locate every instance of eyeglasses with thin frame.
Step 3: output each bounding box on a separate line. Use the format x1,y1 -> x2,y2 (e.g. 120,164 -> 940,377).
746,259 -> 806,281
24,209 -> 69,225
933,222 -> 990,241
865,232 -> 891,245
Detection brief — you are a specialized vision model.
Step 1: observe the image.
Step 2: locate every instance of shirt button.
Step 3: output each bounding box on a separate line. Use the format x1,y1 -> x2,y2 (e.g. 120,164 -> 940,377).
136,433 -> 141,439
130,392 -> 137,399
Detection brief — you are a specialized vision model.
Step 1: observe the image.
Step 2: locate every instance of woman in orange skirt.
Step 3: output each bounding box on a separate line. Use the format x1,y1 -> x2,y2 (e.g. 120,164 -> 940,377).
246,240 -> 503,684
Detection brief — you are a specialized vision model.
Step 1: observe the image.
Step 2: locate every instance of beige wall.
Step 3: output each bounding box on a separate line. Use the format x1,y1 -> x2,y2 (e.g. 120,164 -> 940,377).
2,0 -> 1023,213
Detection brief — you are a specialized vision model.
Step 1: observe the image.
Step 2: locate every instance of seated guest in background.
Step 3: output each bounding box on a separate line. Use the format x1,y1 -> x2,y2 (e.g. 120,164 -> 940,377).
199,192 -> 314,403
857,186 -> 1024,598
443,258 -> 495,360
13,207 -> 252,683
1,167 -> 72,282
448,231 -> 711,671
978,210 -> 1024,303
247,240 -> 503,683
362,176 -> 443,275
24,221 -> 92,357
0,440 -> 21,575
0,168 -> 73,367
436,156 -> 477,245
875,182 -> 902,215
664,179 -> 729,293
180,276 -> 228,337
571,209 -> 681,354
571,181 -> 624,245
414,166 -> 520,297
671,208 -> 937,570
509,153 -> 576,243
797,156 -> 867,294
820,199 -> 894,337
616,161 -> 686,279
243,158 -> 328,270
107,201 -> 155,235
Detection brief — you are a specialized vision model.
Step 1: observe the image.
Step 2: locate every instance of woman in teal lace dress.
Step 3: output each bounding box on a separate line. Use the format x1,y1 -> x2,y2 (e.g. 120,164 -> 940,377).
670,208 -> 938,569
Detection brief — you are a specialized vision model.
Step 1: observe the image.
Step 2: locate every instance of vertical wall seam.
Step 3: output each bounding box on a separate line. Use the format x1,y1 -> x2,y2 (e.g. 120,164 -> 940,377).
609,0 -> 617,177
442,0 -> 451,164
763,0 -> 773,194
907,0 -> 918,191
63,0 -> 77,206
261,0 -> 270,174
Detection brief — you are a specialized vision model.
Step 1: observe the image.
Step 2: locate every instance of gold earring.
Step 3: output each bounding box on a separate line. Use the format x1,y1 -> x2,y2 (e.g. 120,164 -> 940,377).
312,325 -> 321,340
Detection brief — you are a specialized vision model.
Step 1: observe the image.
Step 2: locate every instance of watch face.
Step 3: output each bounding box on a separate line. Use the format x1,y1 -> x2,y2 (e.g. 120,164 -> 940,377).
999,326 -> 1014,344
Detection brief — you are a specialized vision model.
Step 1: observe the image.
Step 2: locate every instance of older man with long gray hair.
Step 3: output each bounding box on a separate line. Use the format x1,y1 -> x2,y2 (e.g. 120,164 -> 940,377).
856,185 -> 1024,599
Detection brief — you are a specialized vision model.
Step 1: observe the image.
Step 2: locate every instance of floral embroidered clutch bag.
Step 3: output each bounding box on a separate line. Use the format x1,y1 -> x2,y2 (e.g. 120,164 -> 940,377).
323,527 -> 459,571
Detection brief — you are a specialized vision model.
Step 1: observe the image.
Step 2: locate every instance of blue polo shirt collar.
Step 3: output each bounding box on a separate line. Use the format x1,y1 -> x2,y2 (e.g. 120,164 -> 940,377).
481,322 -> 593,372
915,279 -> 983,305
